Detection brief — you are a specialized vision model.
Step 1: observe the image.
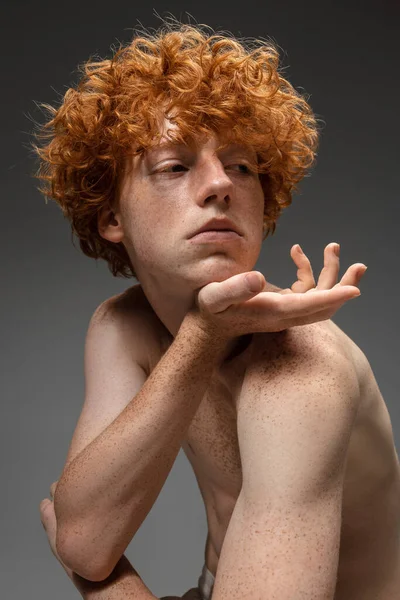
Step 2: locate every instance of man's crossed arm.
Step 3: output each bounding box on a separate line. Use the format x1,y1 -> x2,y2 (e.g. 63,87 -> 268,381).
210,327 -> 359,600
39,244 -> 365,598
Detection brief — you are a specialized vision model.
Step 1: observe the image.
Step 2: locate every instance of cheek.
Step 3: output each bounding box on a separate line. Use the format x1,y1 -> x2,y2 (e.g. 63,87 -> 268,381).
243,185 -> 265,227
122,191 -> 162,235
122,199 -> 176,264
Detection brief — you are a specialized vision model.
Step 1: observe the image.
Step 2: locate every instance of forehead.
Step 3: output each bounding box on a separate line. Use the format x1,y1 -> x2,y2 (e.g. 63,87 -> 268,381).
146,114 -> 256,155
126,116 -> 258,180
145,138 -> 255,158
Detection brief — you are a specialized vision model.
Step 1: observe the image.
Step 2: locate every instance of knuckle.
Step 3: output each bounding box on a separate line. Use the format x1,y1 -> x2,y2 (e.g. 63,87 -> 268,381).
273,297 -> 288,316
39,500 -> 51,516
224,280 -> 237,297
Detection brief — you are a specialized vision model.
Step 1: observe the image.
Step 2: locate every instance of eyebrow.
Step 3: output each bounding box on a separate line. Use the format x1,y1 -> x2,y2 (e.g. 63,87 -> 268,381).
144,141 -> 189,158
147,140 -> 254,155
220,143 -> 254,154
149,139 -> 188,150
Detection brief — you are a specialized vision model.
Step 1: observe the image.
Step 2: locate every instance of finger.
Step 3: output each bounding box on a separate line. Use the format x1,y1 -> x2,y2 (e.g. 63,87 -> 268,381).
39,499 -> 59,555
316,243 -> 340,290
281,299 -> 346,328
50,481 -> 58,500
280,286 -> 363,327
262,285 -> 361,319
198,271 -> 266,313
39,498 -> 53,529
289,244 -> 316,293
338,263 -> 367,287
298,286 -> 361,316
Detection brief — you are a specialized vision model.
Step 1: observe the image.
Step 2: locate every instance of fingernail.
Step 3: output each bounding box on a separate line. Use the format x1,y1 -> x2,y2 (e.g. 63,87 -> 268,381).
297,245 -> 303,254
334,244 -> 340,256
245,273 -> 263,292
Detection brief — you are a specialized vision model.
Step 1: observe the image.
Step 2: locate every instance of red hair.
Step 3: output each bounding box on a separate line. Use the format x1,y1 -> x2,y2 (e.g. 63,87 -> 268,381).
33,20 -> 320,279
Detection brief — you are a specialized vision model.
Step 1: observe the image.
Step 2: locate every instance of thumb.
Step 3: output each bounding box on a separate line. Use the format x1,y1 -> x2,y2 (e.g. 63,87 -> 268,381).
39,498 -> 53,530
198,271 -> 265,314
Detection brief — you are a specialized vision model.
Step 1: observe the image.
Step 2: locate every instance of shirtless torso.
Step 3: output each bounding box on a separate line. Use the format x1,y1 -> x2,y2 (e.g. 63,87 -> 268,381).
114,283 -> 400,600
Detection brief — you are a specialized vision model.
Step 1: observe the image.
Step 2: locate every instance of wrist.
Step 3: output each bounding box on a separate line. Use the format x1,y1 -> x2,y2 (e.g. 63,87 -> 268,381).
179,311 -> 229,355
71,555 -> 158,600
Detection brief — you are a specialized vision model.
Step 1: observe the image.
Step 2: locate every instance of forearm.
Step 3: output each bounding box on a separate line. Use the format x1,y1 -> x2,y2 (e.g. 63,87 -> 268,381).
72,554 -> 158,600
55,313 -> 227,580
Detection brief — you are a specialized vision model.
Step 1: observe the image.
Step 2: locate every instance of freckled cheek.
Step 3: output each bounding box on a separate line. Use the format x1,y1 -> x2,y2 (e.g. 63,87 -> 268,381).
240,202 -> 265,234
125,184 -> 168,224
126,195 -> 183,252
237,180 -> 264,217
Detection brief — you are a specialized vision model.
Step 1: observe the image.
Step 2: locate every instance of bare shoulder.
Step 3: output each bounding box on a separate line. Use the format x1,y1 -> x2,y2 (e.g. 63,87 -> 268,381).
237,322 -> 362,434
250,321 -> 340,360
249,281 -> 370,377
253,317 -> 364,359
248,320 -> 367,391
95,283 -> 152,320
90,284 -> 172,374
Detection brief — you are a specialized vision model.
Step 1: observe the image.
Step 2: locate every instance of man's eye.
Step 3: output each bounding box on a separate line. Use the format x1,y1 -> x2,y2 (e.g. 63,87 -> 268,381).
157,164 -> 187,173
229,164 -> 251,174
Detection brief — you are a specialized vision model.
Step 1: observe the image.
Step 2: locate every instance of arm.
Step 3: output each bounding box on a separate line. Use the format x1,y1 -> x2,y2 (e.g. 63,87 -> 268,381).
73,555 -> 158,600
210,330 -> 360,599
55,301 -> 227,582
40,482 -> 171,599
55,246 -> 363,583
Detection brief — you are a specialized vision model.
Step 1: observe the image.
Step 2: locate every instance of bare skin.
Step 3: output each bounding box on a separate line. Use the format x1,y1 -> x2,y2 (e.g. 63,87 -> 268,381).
41,298 -> 400,599
39,243 -> 399,599
190,321 -> 400,599
39,127 -> 397,598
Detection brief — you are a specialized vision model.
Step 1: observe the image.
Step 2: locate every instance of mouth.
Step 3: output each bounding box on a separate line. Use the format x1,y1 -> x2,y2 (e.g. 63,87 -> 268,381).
188,218 -> 242,239
189,229 -> 242,244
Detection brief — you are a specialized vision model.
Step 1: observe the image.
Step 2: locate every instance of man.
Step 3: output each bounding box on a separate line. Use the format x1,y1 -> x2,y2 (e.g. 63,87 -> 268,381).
37,20 -> 399,599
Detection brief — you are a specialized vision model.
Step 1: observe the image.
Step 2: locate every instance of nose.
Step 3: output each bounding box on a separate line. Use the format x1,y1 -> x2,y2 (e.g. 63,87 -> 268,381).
195,158 -> 234,207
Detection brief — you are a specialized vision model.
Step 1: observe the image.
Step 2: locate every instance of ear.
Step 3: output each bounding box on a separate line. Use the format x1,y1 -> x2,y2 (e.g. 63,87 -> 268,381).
97,203 -> 124,243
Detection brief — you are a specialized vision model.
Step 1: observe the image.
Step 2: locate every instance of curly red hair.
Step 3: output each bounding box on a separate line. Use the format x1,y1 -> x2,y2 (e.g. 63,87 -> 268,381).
33,20 -> 320,279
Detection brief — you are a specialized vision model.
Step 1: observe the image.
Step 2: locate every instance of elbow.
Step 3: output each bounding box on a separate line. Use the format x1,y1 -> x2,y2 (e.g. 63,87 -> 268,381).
56,527 -> 114,582
54,497 -> 112,581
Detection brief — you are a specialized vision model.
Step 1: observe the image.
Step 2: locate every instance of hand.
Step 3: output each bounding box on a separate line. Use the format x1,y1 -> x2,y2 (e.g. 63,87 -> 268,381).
39,481 -> 74,579
190,242 -> 367,340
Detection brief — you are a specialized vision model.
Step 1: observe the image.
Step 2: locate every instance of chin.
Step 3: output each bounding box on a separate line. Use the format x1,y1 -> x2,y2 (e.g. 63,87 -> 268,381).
187,257 -> 253,289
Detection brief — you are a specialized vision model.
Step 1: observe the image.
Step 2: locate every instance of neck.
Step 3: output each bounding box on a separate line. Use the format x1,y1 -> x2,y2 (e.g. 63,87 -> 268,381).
136,272 -> 240,363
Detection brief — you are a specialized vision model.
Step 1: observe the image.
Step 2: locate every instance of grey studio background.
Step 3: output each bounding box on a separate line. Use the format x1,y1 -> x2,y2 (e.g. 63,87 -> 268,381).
1,1 -> 399,598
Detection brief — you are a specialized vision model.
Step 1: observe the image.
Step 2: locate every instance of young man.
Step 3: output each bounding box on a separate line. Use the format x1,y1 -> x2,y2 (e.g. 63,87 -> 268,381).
37,21 -> 399,600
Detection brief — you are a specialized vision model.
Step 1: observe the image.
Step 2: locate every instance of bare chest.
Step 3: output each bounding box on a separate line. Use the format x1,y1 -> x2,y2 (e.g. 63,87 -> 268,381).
183,376 -> 243,499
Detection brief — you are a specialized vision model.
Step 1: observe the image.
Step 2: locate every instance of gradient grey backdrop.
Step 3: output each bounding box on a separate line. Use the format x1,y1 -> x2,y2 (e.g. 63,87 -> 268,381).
1,1 -> 399,598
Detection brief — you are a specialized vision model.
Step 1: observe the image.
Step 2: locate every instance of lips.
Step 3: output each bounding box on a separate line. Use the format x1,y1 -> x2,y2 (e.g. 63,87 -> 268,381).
189,218 -> 242,238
